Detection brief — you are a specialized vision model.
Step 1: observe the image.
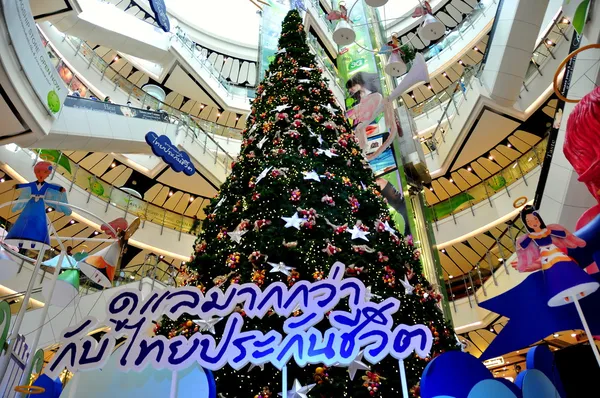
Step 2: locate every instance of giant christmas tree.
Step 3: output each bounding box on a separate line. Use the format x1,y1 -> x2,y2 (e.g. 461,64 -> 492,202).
156,10 -> 456,397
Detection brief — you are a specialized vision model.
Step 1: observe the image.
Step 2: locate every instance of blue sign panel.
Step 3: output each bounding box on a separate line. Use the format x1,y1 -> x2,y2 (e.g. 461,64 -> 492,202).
149,0 -> 170,32
145,132 -> 195,176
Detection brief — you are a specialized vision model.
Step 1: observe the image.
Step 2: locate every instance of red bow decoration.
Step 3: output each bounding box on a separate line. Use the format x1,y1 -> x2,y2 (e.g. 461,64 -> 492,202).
327,4 -> 348,21
412,1 -> 432,17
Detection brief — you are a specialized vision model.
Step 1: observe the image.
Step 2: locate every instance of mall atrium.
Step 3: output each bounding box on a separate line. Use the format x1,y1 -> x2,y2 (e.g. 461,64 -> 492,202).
0,0 -> 599,397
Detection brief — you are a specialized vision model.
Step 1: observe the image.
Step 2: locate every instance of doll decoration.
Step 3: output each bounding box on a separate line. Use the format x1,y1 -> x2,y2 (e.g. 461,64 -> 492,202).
78,218 -> 140,288
5,162 -> 70,250
512,205 -> 599,306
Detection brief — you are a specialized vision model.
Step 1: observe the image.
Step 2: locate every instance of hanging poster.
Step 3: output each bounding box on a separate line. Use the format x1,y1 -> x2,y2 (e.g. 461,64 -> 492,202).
149,0 -> 171,32
145,131 -> 196,176
2,0 -> 68,117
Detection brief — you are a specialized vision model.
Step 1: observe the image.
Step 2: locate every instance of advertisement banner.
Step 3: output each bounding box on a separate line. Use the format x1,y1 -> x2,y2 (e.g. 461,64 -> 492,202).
2,0 -> 67,117
63,97 -> 171,123
330,2 -> 410,235
258,0 -> 292,80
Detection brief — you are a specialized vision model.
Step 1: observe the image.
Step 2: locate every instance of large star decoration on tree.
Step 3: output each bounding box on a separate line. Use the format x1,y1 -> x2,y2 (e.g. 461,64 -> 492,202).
272,104 -> 290,112
257,135 -> 269,149
339,350 -> 371,380
268,261 -> 295,276
211,196 -> 226,214
279,379 -> 316,398
193,317 -> 223,334
400,275 -> 415,295
316,148 -> 338,158
282,212 -> 307,230
347,224 -> 370,241
256,166 -> 273,184
228,229 -> 247,244
303,170 -> 321,182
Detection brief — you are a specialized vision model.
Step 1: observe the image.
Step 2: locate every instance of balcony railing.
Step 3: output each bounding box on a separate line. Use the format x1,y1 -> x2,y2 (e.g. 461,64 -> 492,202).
25,144 -> 203,238
53,32 -> 244,139
173,27 -> 257,102
443,215 -> 527,309
425,137 -> 547,222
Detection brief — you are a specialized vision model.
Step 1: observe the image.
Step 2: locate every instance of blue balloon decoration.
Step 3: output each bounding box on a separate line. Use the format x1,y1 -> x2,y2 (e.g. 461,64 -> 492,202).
519,369 -> 561,398
468,379 -> 517,398
524,346 -> 565,397
421,351 -> 493,398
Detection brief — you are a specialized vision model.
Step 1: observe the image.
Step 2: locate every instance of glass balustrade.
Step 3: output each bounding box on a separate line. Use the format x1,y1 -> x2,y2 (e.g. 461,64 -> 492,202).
26,149 -> 203,236
172,27 -> 257,102
47,30 -> 244,139
425,138 -> 547,222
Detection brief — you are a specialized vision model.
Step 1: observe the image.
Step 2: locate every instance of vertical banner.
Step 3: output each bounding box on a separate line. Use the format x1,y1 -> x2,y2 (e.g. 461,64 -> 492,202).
2,0 -> 68,117
332,1 -> 410,235
258,0 -> 292,80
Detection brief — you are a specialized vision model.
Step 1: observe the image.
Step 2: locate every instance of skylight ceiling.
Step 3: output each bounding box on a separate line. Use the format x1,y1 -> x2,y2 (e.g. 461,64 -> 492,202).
166,0 -> 260,48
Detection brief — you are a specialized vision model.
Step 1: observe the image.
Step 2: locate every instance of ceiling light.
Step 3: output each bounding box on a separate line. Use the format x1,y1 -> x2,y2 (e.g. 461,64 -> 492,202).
490,328 -> 494,332
546,40 -> 553,45
217,112 -> 221,117
473,46 -> 479,51
236,117 -> 239,121
513,163 -> 518,169
458,60 -> 464,65
189,197 -> 194,202
47,207 -> 53,212
441,249 -> 446,253
70,220 -> 75,224
410,94 -> 415,99
168,191 -> 173,197
94,231 -> 99,235
111,162 -> 116,168
561,17 -> 570,24
467,167 -> 472,172
442,72 -> 448,77
449,275 -> 453,279
528,157 -> 533,162
159,255 -> 164,259
200,105 -> 205,109
449,178 -> 454,183
498,258 -> 504,262
507,143 -> 512,148
571,333 -> 577,337
427,84 -> 433,90
553,333 -> 559,338
516,351 -> 520,354
429,187 -> 434,191
0,178 -> 4,183
114,56 -> 119,62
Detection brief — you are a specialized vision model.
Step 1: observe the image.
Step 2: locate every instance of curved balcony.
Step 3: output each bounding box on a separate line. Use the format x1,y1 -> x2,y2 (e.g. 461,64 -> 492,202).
1,145 -> 195,258
426,137 -> 547,224
43,26 -> 244,139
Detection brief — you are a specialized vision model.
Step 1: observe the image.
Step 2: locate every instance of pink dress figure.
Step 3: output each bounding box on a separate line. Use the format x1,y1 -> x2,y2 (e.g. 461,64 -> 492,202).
513,206 -> 599,306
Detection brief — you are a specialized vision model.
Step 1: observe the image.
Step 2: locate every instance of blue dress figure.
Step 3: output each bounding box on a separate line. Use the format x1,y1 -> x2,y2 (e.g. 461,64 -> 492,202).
5,162 -> 71,251
515,205 -> 599,307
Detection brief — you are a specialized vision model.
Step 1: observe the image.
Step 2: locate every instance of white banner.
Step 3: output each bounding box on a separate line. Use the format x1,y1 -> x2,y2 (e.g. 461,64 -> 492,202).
2,0 -> 67,117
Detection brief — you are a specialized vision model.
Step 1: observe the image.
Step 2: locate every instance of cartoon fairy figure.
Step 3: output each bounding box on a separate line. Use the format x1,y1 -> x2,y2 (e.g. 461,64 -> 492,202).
5,162 -> 71,250
513,205 -> 599,306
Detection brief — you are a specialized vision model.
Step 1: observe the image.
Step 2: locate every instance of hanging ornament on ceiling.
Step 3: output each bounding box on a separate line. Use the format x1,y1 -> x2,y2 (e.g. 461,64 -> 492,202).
414,1 -> 445,41
365,0 -> 388,7
327,3 -> 356,46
